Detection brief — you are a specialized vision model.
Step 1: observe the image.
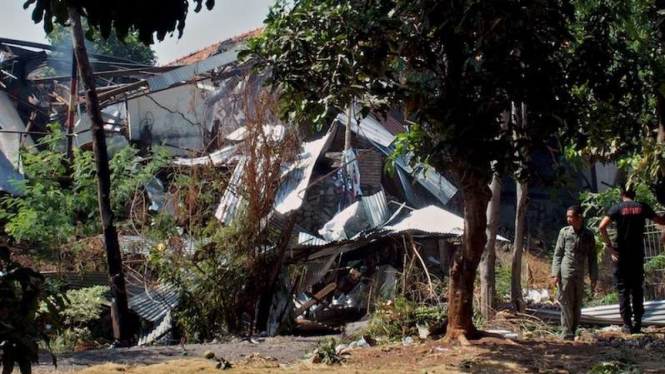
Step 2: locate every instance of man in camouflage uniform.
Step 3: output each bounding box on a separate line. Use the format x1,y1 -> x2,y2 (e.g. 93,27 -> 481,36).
551,205 -> 598,340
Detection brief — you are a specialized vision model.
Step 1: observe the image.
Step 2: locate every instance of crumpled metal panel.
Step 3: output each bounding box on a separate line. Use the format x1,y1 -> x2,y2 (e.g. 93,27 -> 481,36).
215,157 -> 247,224
128,284 -> 178,322
148,49 -> 239,91
172,145 -> 239,167
362,189 -> 389,228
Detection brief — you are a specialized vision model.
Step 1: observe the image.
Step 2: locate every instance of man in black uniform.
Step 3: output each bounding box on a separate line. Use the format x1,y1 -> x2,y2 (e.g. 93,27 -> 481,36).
599,186 -> 665,333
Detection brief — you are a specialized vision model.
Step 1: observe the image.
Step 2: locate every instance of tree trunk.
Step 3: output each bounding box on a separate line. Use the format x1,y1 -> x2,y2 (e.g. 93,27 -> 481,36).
480,171 -> 501,318
69,8 -> 131,344
511,179 -> 528,312
444,180 -> 491,341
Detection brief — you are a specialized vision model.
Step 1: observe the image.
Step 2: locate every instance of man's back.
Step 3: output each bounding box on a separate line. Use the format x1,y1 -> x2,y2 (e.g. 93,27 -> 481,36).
607,201 -> 655,257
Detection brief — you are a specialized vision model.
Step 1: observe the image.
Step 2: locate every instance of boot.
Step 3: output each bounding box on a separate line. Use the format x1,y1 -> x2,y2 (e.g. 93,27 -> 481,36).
631,318 -> 642,334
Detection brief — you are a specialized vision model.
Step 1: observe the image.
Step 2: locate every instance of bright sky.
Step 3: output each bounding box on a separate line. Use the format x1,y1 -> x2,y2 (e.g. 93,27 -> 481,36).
0,0 -> 275,65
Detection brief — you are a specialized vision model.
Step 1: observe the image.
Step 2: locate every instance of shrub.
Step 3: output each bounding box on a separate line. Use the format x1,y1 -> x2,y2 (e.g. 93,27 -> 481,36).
364,297 -> 447,341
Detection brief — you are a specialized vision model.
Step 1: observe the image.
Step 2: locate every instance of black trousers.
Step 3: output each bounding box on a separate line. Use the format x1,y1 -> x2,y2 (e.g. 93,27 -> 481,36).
613,259 -> 645,326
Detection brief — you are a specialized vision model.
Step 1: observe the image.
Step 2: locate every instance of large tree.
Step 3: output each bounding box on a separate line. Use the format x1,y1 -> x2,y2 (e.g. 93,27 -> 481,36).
22,0 -> 215,345
247,0 -> 573,341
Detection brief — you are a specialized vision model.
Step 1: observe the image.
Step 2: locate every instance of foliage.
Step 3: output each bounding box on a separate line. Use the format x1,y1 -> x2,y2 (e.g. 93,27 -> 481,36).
364,297 -> 446,341
0,125 -> 169,263
644,254 -> 665,276
307,338 -> 344,365
46,21 -> 156,65
249,0 -> 574,180
495,263 -> 513,302
0,247 -> 66,368
588,360 -> 642,374
48,286 -> 108,352
0,126 -> 99,257
23,0 -> 215,45
59,286 -> 107,327
586,292 -> 619,308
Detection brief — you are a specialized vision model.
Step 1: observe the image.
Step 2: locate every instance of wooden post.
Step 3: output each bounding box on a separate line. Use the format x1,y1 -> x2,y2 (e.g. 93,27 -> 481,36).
66,50 -> 78,160
68,8 -> 131,344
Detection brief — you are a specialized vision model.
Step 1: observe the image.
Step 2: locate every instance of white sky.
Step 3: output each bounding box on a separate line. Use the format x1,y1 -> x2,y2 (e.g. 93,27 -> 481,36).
0,0 -> 274,65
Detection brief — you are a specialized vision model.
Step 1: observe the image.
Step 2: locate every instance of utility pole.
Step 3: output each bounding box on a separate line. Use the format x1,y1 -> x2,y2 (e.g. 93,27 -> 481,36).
66,50 -> 78,160
69,8 -> 131,345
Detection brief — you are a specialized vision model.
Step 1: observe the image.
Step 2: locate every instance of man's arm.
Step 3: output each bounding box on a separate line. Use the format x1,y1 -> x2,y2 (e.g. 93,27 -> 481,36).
599,216 -> 618,262
551,229 -> 565,285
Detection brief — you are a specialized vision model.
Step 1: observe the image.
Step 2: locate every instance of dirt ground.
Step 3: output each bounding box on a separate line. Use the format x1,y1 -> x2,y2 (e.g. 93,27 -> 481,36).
28,331 -> 665,374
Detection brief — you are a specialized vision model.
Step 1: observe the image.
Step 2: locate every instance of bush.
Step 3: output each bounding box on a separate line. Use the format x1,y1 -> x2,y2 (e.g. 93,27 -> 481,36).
363,297 -> 447,341
46,286 -> 108,352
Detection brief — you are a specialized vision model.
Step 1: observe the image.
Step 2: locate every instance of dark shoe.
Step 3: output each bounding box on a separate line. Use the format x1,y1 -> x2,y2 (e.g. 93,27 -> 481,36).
631,322 -> 642,334
560,333 -> 575,341
621,324 -> 633,334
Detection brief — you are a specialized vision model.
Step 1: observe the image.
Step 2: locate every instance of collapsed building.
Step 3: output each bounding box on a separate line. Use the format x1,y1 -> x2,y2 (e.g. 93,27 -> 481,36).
2,30 -> 663,345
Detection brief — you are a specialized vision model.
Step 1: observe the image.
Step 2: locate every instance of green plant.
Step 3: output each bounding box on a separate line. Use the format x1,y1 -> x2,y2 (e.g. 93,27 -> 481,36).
495,263 -> 512,302
0,125 -> 169,265
45,286 -> 108,352
363,297 -> 446,341
0,246 -> 65,371
588,360 -> 642,374
585,292 -> 619,308
306,338 -> 343,365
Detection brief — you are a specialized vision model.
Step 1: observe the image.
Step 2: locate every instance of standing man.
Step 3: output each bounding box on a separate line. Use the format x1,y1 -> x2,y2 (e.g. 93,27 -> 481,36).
599,186 -> 665,334
552,205 -> 598,340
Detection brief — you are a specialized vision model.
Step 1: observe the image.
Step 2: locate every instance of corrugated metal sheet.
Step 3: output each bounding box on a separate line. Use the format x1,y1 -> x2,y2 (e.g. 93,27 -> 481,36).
298,232 -> 330,247
273,123 -> 337,215
138,312 -> 173,346
0,91 -> 31,195
172,145 -> 239,167
215,157 -> 247,224
341,114 -> 458,205
148,49 -> 239,91
128,284 -> 178,322
215,124 -> 337,224
225,124 -> 286,142
530,300 -> 665,326
393,154 -> 457,205
336,112 -> 395,148
362,189 -> 389,227
383,205 -> 464,236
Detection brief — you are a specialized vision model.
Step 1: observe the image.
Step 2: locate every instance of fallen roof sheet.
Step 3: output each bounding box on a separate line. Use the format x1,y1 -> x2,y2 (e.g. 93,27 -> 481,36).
530,300 -> 665,326
225,124 -> 286,142
215,157 -> 247,223
383,205 -> 464,236
215,124 -> 336,223
336,112 -> 395,148
138,312 -> 173,346
290,205 -> 508,262
148,48 -> 239,91
273,123 -> 337,215
337,113 -> 458,205
384,205 -> 509,241
172,144 -> 239,167
128,284 -> 179,322
362,189 -> 390,228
